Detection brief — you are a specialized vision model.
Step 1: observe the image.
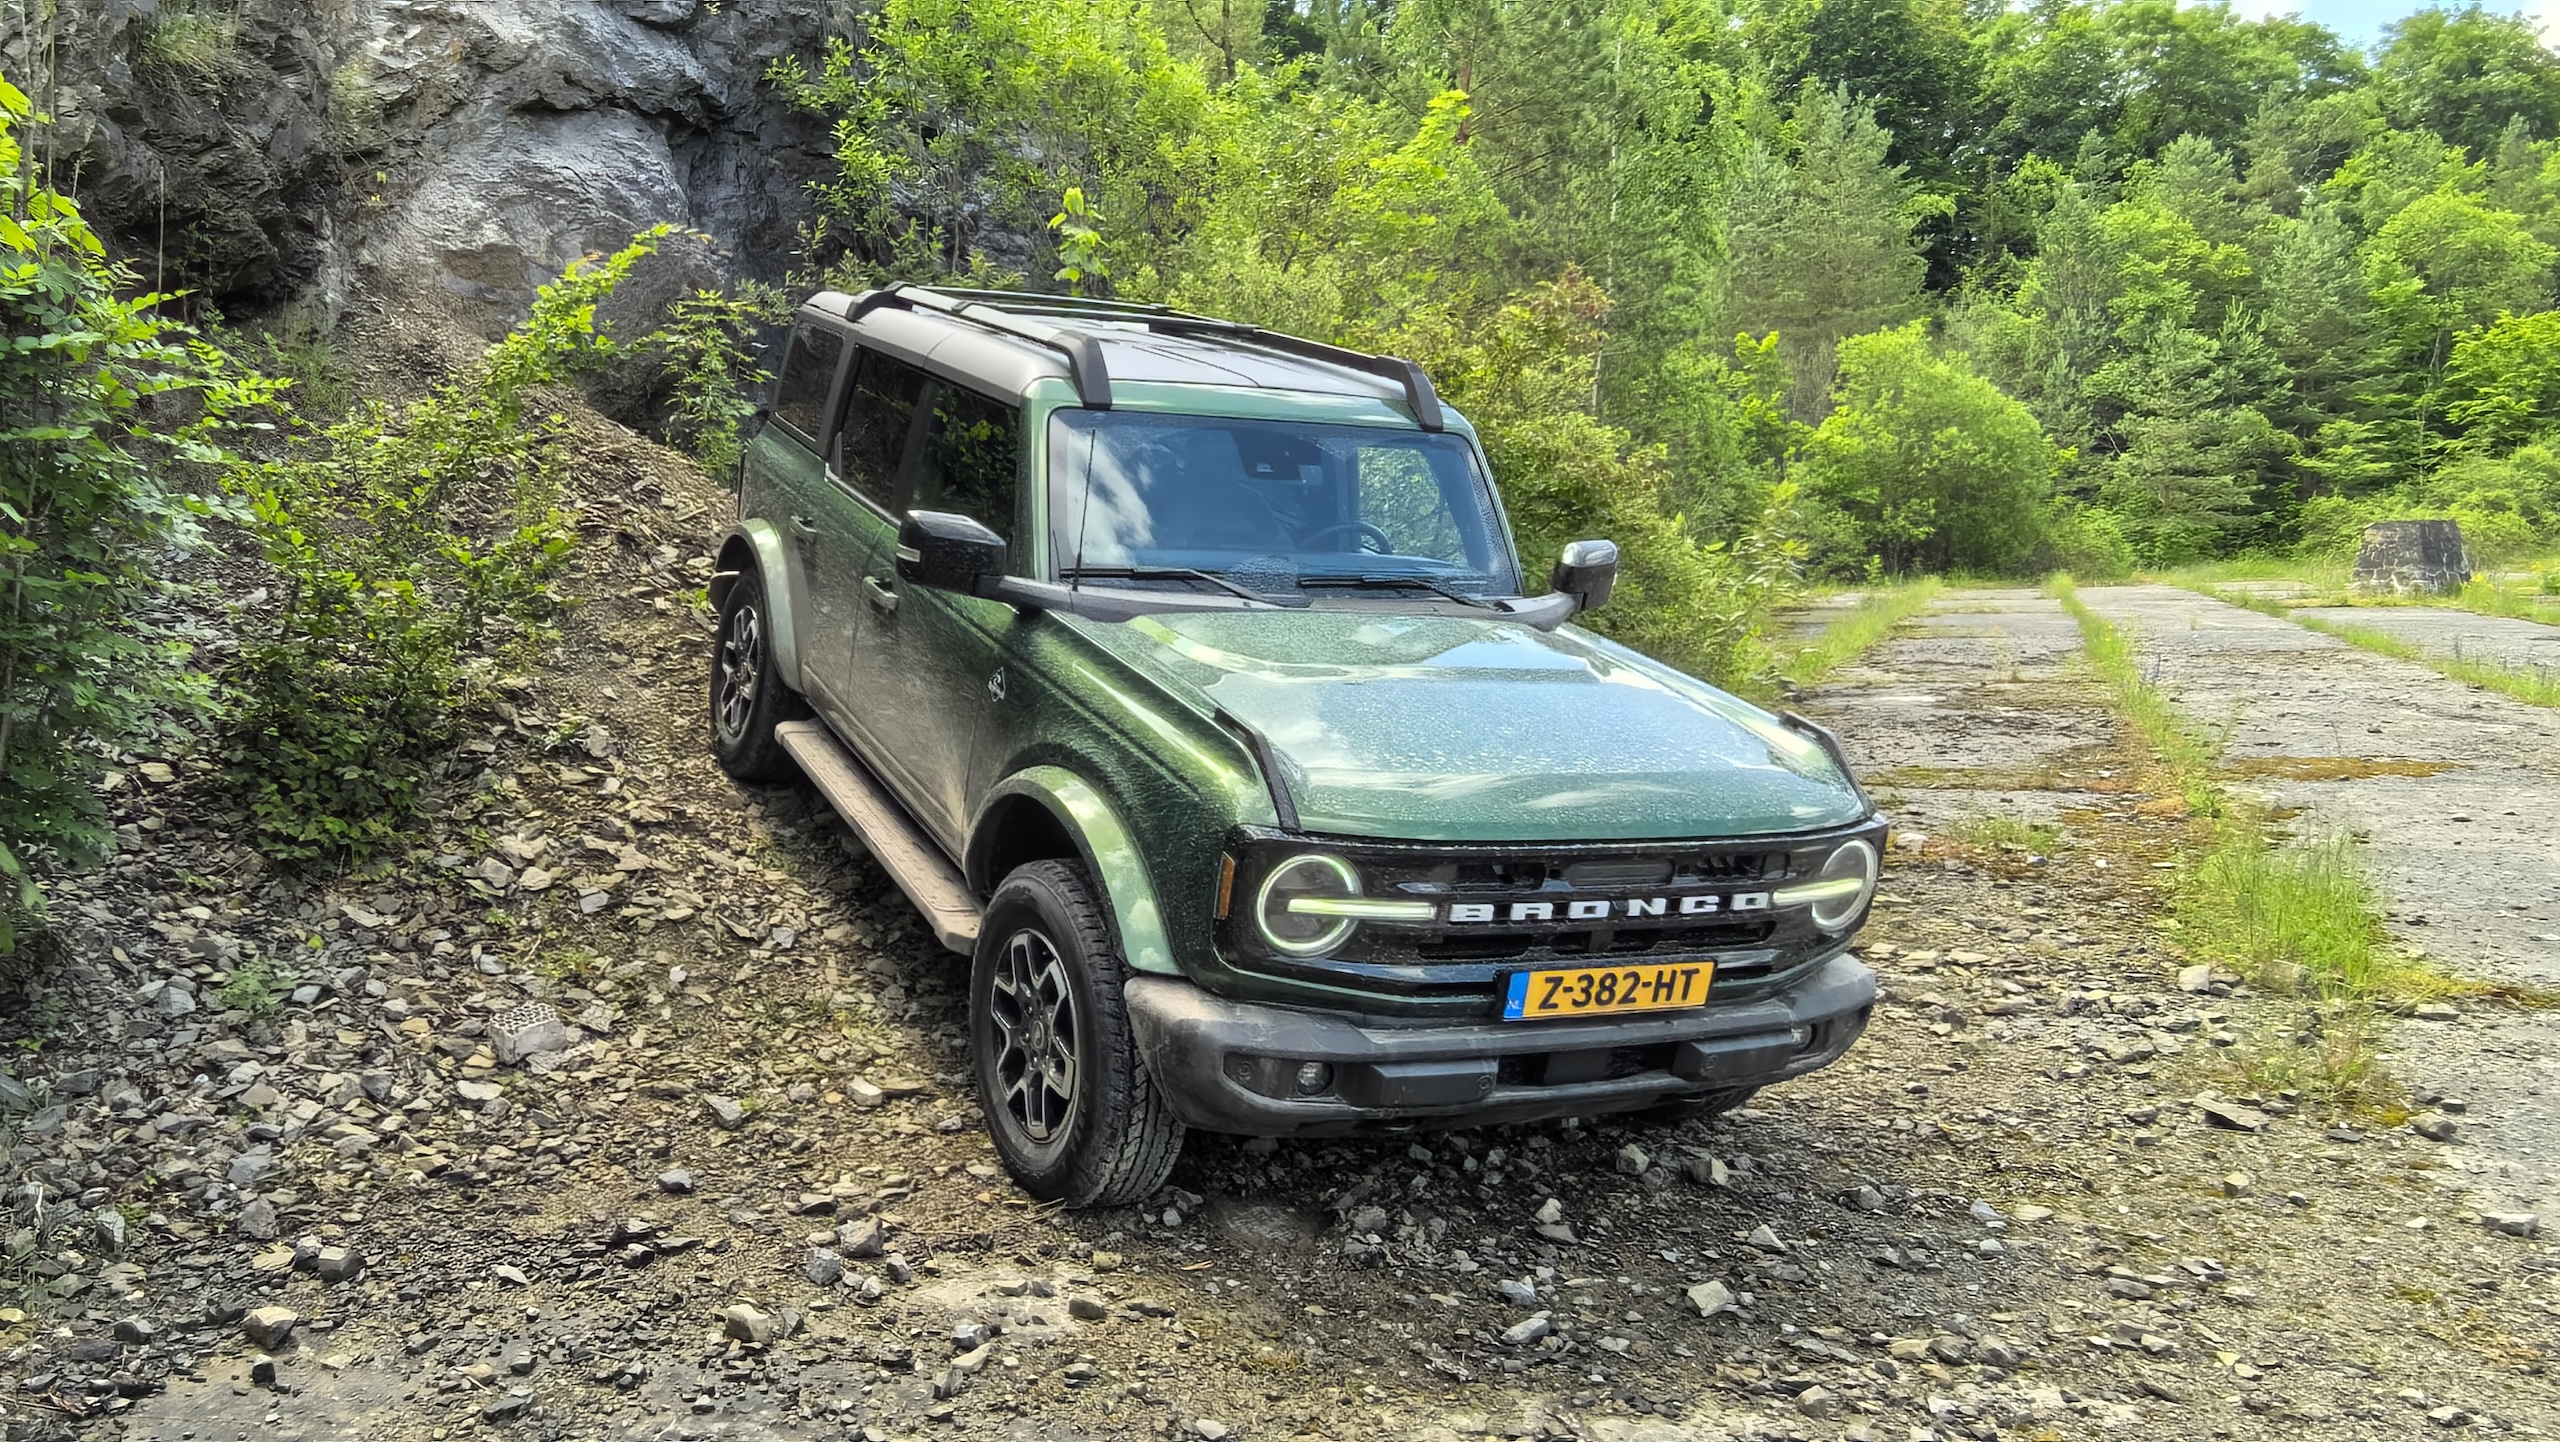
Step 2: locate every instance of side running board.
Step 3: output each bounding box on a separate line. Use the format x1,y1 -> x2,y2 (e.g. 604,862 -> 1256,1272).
775,720 -> 982,954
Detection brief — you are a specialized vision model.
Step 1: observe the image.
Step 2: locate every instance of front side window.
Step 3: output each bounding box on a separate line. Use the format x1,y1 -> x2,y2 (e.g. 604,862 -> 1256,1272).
771,325 -> 846,445
1045,411 -> 1519,601
912,383 -> 1022,545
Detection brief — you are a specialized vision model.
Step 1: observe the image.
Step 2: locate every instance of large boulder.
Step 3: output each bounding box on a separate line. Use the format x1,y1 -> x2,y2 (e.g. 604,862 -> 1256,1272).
16,0 -> 837,322
2350,520 -> 2471,596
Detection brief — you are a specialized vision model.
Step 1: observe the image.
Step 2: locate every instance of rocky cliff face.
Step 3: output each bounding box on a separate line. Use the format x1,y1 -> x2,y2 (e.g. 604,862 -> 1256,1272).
12,0 -> 845,326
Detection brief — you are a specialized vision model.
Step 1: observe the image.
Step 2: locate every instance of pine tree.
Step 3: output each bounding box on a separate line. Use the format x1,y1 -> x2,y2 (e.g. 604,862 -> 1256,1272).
1725,82 -> 1938,418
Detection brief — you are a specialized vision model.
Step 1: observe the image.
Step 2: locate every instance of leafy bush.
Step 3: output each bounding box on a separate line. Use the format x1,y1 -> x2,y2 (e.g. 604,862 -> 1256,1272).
2040,502 -> 2136,580
1389,275 -> 1803,688
644,281 -> 786,478
224,229 -> 668,863
0,77 -> 273,952
1797,323 -> 2064,577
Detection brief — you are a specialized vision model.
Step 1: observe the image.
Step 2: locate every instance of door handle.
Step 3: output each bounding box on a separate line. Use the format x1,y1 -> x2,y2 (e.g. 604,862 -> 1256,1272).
788,514 -> 819,535
863,575 -> 898,614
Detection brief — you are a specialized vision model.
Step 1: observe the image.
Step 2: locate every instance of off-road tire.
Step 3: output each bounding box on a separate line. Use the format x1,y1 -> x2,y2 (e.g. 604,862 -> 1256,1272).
971,860 -> 1185,1207
710,564 -> 807,782
1636,1084 -> 1759,1126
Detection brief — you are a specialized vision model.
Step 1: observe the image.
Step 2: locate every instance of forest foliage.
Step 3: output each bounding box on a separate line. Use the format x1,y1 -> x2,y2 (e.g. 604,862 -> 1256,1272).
775,0 -> 2560,601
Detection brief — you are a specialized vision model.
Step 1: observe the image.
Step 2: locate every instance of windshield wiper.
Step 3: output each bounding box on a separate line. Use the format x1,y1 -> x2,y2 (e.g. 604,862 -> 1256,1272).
1297,573 -> 1498,609
1060,566 -> 1272,604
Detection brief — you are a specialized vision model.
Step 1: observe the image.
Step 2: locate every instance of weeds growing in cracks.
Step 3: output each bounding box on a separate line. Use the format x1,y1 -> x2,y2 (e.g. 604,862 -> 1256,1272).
2049,576 -> 2465,1107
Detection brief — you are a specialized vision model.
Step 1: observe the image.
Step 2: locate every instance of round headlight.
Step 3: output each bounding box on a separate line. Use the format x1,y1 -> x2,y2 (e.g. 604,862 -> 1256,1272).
1808,839 -> 1878,932
1256,853 -> 1359,956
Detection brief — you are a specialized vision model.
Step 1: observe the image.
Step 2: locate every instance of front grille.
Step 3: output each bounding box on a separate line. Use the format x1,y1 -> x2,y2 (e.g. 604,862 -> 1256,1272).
1218,818 -> 1886,1004
1415,919 -> 1772,964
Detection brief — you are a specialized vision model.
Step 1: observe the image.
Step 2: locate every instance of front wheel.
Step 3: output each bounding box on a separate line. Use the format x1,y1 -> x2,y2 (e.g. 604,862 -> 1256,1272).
710,564 -> 806,782
970,860 -> 1184,1207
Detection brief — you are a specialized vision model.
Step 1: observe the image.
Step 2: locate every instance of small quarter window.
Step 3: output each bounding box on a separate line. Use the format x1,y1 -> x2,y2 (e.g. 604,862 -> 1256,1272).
770,325 -> 845,445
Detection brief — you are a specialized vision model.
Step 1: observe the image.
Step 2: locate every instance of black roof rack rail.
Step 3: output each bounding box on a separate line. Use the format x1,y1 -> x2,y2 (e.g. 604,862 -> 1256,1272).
1146,316 -> 1444,432
842,284 -> 1445,431
845,283 -> 1114,409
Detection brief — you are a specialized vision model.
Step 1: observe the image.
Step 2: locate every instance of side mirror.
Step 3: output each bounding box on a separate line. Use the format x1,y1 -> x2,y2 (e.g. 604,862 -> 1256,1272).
897,511 -> 1008,592
1551,538 -> 1619,615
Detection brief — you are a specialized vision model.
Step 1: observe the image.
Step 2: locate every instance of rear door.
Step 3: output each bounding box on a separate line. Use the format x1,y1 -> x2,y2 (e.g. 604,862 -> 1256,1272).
805,350 -> 934,774
851,378 -> 1027,852
741,321 -> 848,688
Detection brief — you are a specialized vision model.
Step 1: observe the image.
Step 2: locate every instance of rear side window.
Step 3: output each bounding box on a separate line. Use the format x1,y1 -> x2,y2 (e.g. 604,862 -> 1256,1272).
770,325 -> 845,445
912,383 -> 1022,545
839,351 -> 931,510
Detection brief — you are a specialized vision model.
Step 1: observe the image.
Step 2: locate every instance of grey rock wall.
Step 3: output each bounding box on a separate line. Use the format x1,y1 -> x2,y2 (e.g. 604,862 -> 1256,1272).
7,0 -> 846,324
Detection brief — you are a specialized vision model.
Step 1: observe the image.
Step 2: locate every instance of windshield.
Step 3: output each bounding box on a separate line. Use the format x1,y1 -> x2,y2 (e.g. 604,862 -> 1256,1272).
1045,410 -> 1521,602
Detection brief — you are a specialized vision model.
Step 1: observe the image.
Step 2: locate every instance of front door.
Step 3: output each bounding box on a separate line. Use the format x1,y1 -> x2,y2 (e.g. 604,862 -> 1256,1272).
850,378 -> 1026,853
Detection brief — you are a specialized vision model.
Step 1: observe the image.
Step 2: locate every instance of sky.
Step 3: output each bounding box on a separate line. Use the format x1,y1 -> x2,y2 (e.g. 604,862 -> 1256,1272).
2227,0 -> 2560,48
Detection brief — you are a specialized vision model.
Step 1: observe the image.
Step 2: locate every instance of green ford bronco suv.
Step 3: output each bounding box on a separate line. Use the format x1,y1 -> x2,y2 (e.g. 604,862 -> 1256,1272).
709,285 -> 1883,1207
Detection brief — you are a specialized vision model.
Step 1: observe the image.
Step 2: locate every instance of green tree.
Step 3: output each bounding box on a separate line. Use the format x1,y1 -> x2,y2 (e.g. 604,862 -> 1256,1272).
1978,0 -> 2361,181
2258,204 -> 2396,491
769,0 -> 1213,282
1750,0 -> 1978,189
2362,187 -> 2556,447
2442,307 -> 2560,450
2376,5 -> 2560,158
2090,315 -> 2291,563
1798,322 -> 2063,575
1949,178 -> 2119,452
1727,83 -> 1940,417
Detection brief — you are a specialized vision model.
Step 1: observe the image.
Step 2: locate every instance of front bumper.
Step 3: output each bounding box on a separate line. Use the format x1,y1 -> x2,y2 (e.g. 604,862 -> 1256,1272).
1124,952 -> 1875,1137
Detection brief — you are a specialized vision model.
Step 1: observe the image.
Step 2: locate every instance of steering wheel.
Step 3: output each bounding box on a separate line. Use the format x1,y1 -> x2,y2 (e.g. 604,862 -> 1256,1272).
1302,520 -> 1393,553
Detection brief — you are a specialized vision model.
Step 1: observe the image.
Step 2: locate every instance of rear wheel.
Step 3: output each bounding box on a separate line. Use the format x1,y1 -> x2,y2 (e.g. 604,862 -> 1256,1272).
710,564 -> 806,782
971,860 -> 1184,1207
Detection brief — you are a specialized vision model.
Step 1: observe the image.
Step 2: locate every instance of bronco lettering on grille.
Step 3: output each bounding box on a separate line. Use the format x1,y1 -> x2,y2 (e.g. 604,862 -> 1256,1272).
1446,893 -> 1772,924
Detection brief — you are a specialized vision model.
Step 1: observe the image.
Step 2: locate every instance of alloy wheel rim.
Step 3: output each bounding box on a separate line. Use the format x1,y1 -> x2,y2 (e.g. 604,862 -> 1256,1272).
716,603 -> 762,742
989,927 -> 1079,1143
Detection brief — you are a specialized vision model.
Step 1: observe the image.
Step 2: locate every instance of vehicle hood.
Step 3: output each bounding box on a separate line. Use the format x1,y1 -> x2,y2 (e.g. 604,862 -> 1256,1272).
1073,609 -> 1867,843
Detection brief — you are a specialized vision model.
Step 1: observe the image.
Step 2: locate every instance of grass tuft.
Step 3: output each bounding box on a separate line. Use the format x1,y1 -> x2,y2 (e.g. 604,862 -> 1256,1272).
140,1 -> 243,74
1943,813 -> 2063,855
2171,828 -> 2449,998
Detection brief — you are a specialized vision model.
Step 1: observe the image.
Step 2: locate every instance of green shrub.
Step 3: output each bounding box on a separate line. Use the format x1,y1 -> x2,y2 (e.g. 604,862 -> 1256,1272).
224,228 -> 668,864
2040,503 -> 2135,580
1797,323 -> 2064,578
644,280 -> 787,477
0,78 -> 275,952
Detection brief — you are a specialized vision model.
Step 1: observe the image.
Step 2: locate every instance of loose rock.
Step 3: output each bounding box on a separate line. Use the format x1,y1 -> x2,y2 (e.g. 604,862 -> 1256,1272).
241,1306 -> 298,1351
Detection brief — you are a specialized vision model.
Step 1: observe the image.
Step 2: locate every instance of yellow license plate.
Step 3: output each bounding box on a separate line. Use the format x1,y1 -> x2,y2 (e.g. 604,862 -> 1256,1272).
1503,962 -> 1714,1020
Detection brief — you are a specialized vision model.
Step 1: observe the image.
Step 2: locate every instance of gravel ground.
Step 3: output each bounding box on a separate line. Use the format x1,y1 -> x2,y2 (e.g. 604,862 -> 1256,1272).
1,453 -> 2554,1442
